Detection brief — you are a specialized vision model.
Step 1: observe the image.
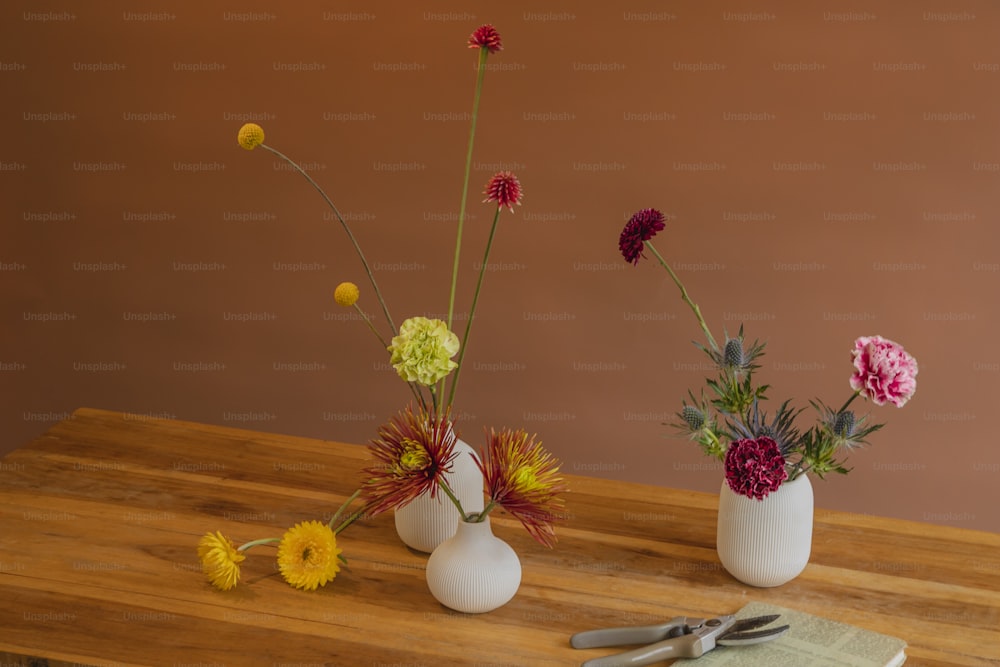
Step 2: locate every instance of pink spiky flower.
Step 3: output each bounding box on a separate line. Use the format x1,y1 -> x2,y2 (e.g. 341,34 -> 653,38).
473,427 -> 567,548
468,24 -> 503,53
362,405 -> 458,516
483,171 -> 522,212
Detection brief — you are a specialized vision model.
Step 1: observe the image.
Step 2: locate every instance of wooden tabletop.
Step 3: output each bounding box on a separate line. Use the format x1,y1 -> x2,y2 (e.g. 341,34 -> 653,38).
1,408 -> 997,666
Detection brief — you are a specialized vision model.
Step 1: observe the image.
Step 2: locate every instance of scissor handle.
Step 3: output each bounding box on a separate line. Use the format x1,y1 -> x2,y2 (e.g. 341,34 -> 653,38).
571,617 -> 692,649
580,634 -> 704,667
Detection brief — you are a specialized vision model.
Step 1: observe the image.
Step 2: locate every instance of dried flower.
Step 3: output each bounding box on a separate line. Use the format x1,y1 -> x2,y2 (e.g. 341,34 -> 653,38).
388,316 -> 460,387
197,531 -> 245,591
619,208 -> 666,265
334,281 -> 360,307
849,335 -> 919,407
237,123 -> 265,150
362,406 -> 458,516
724,437 -> 788,500
483,171 -> 522,212
474,428 -> 567,547
468,24 -> 503,53
277,520 -> 342,591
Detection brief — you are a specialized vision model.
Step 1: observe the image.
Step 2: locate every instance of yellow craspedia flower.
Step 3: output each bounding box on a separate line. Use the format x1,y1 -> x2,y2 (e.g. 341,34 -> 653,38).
237,123 -> 265,150
277,520 -> 342,591
334,282 -> 360,307
197,531 -> 245,591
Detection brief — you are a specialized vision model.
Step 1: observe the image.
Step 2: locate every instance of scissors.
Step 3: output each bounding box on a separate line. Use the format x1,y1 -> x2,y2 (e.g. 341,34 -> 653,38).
570,614 -> 789,666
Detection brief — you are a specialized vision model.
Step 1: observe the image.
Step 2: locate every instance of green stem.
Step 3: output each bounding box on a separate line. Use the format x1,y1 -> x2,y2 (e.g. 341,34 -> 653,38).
328,489 -> 362,531
645,240 -> 719,351
436,477 -> 469,519
353,303 -> 427,410
237,537 -> 280,552
334,506 -> 371,535
447,205 -> 501,407
447,46 -> 490,332
259,143 -> 398,337
838,390 -> 861,414
468,499 -> 496,523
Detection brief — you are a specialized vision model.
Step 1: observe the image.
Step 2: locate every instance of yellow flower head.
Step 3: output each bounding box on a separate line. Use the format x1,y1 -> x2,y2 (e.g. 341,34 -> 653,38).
474,428 -> 568,548
237,123 -> 265,150
387,316 -> 460,386
277,520 -> 342,591
334,282 -> 360,307
197,531 -> 246,591
363,405 -> 458,517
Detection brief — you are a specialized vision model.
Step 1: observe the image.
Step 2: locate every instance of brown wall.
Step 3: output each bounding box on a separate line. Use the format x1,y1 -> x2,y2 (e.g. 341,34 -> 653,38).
3,1 -> 998,532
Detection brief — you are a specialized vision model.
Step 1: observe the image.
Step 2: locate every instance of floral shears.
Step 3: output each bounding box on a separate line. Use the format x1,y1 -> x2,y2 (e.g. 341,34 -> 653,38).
570,614 -> 789,666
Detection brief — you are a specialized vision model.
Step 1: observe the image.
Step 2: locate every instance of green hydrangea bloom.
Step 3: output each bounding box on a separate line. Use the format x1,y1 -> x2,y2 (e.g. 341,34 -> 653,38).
388,317 -> 460,386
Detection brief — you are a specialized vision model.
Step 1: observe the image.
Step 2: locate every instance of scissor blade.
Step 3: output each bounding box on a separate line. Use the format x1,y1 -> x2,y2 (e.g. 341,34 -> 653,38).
727,614 -> 781,633
718,624 -> 790,646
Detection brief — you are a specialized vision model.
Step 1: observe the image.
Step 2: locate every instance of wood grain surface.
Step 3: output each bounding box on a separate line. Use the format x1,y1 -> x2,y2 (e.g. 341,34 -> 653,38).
0,408 -> 997,666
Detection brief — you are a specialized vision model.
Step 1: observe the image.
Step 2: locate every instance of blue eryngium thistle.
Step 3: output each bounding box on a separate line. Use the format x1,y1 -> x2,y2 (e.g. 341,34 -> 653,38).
832,410 -> 856,438
681,405 -> 705,431
723,337 -> 745,369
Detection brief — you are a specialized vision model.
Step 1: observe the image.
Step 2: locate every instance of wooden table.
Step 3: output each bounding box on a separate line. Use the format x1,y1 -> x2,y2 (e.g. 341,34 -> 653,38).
1,408 -> 997,666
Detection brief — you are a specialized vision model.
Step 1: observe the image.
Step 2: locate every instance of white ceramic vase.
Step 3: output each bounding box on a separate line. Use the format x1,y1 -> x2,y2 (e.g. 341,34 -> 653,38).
425,515 -> 522,613
394,437 -> 484,553
716,473 -> 814,587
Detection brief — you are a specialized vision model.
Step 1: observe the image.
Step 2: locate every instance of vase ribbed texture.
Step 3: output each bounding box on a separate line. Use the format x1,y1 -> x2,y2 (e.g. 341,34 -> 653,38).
394,437 -> 484,553
425,516 -> 521,614
716,473 -> 814,587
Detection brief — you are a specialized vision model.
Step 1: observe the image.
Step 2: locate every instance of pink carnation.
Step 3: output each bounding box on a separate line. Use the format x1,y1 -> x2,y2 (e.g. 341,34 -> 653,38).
724,437 -> 788,501
849,335 -> 918,408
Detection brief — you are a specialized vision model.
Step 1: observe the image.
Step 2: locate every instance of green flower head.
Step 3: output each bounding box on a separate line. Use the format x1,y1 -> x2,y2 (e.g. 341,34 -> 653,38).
388,317 -> 460,386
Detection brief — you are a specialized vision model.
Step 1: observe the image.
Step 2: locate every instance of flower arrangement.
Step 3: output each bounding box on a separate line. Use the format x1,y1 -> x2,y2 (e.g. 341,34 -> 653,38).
197,25 -> 566,592
363,405 -> 566,547
619,208 -> 919,500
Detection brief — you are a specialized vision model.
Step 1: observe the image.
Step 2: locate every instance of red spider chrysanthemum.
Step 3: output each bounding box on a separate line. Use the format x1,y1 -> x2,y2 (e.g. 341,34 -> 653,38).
362,405 -> 458,516
473,427 -> 567,548
468,24 -> 503,53
724,436 -> 788,501
619,208 -> 666,265
483,171 -> 522,212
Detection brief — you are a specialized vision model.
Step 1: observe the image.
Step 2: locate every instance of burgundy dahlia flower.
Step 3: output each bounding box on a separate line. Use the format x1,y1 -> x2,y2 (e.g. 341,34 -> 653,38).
724,437 -> 788,500
468,24 -> 503,53
849,335 -> 918,408
619,208 -> 666,265
483,171 -> 522,212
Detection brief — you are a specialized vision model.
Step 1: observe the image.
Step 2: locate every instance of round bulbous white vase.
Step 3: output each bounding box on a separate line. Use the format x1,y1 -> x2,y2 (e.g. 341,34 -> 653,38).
425,515 -> 522,613
394,437 -> 484,553
716,473 -> 813,587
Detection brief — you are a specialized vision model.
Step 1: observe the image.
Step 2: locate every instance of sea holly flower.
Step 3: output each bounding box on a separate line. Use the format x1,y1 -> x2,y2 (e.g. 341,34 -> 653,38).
724,437 -> 788,501
237,123 -> 265,150
362,405 -> 458,516
483,171 -> 522,212
197,531 -> 246,591
388,317 -> 460,387
468,24 -> 503,53
849,335 -> 919,407
473,427 -> 567,547
333,281 -> 360,307
619,208 -> 666,265
276,520 -> 342,591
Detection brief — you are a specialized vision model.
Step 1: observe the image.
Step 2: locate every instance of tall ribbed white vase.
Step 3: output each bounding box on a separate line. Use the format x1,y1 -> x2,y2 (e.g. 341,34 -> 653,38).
716,473 -> 813,587
425,515 -> 522,613
394,437 -> 484,553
